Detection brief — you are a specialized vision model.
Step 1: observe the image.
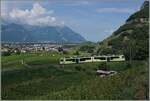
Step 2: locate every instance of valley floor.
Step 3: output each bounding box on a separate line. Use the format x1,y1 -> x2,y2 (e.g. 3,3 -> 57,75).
1,53 -> 149,100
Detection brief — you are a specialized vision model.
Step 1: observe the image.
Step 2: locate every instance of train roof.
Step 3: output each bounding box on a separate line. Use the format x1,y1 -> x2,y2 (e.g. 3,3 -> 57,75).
60,55 -> 124,59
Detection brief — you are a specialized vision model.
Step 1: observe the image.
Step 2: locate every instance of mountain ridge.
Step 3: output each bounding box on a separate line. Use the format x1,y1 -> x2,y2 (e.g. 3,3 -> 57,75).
96,1 -> 149,60
1,22 -> 86,43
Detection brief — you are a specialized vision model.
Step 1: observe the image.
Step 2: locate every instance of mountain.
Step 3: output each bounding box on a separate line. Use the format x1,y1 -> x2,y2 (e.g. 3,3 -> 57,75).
1,23 -> 86,43
96,1 -> 149,60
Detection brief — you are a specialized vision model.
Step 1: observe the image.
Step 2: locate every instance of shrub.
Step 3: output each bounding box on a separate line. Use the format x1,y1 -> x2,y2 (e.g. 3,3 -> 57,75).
75,66 -> 82,71
98,62 -> 108,70
73,51 -> 80,55
63,50 -> 69,54
1,51 -> 11,56
79,45 -> 95,53
75,66 -> 86,71
126,62 -> 131,68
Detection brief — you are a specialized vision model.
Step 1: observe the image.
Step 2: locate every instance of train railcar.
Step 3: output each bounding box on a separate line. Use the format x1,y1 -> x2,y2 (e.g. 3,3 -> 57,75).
93,56 -> 107,62
60,57 -> 92,64
79,57 -> 93,63
108,55 -> 125,62
60,58 -> 76,64
59,55 -> 125,64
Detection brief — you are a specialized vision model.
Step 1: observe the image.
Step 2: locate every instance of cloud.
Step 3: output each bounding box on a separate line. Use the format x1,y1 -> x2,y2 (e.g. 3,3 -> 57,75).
79,1 -> 90,5
97,7 -> 136,13
1,1 -> 8,17
3,3 -> 64,26
62,1 -> 91,6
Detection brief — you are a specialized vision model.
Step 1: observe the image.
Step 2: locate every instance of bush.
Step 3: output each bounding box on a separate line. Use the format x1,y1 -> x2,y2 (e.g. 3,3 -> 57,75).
1,51 -> 11,56
63,50 -> 69,54
75,66 -> 82,71
79,45 -> 95,53
58,47 -> 63,52
75,66 -> 86,71
98,62 -> 108,70
85,70 -> 94,75
73,51 -> 80,55
126,62 -> 131,68
15,50 -> 21,55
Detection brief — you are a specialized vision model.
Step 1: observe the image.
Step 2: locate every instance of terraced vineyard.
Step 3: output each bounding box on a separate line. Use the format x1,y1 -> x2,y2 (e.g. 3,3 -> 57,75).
2,52 -> 149,100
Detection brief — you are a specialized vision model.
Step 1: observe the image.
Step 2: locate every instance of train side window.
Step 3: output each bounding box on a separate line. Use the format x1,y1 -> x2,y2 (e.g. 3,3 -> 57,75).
110,57 -> 119,60
72,59 -> 76,62
65,59 -> 69,61
94,57 -> 106,60
80,58 -> 91,61
66,59 -> 76,62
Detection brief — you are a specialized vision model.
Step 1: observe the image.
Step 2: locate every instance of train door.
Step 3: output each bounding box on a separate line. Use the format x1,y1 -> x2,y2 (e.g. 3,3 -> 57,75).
107,57 -> 110,62
76,58 -> 80,64
91,57 -> 94,62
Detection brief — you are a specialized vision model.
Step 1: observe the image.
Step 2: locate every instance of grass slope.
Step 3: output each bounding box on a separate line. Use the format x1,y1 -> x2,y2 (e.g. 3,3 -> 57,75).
1,53 -> 149,100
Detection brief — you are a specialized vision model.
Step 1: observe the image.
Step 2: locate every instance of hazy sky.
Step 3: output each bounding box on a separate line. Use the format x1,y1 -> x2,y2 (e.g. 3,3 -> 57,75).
1,0 -> 144,42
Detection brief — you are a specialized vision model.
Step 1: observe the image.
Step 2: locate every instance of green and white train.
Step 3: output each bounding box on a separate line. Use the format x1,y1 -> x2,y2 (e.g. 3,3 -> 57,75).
60,55 -> 125,64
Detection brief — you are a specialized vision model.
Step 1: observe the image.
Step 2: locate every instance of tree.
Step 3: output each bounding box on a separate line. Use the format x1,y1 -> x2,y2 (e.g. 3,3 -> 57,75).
58,47 -> 63,52
1,51 -> 11,56
98,62 -> 108,70
73,50 -> 80,55
79,45 -> 95,53
96,45 -> 114,55
63,50 -> 69,54
15,48 -> 21,55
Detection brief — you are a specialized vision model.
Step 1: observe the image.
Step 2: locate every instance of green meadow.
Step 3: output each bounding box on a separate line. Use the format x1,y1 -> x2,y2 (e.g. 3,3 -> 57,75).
1,52 -> 149,100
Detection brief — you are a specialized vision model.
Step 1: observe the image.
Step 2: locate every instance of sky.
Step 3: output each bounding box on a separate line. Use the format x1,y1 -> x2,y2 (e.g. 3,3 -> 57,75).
1,0 -> 144,42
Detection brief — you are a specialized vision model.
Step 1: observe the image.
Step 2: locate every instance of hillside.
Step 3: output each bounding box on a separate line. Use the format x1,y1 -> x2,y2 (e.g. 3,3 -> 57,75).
2,53 -> 149,100
1,23 -> 86,43
97,1 -> 149,60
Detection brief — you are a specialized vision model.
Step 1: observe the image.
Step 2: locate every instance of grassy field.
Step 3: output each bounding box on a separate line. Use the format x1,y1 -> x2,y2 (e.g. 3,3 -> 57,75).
1,52 -> 149,100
